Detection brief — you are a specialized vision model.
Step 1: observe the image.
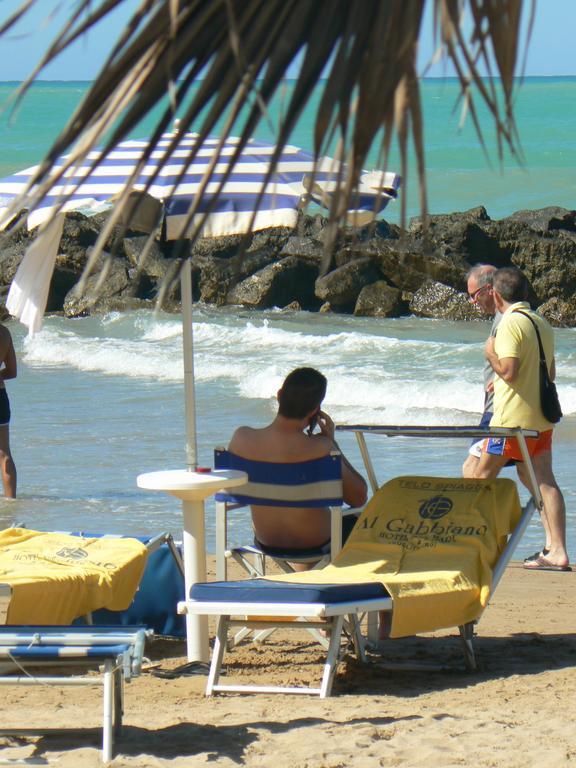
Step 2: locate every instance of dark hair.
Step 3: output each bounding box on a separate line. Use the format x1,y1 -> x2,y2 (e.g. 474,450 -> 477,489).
278,367 -> 327,419
466,263 -> 496,288
493,267 -> 529,303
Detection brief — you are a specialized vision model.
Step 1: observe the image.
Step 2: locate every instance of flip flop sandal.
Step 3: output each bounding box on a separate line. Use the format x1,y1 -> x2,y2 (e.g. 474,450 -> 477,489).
524,548 -> 549,562
523,555 -> 572,572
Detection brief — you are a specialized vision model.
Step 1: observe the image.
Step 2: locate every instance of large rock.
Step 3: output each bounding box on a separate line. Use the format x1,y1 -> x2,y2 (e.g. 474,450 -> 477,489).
508,232 -> 576,302
123,234 -> 181,301
537,296 -> 576,327
195,248 -> 278,305
279,236 -> 324,265
354,281 -> 404,317
315,257 -> 380,310
498,206 -> 576,236
63,252 -> 132,317
409,207 -> 507,266
372,239 -> 469,292
409,281 -> 483,321
227,256 -> 319,309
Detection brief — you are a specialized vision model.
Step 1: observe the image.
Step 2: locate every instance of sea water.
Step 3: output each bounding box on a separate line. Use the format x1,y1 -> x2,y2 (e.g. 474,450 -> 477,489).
4,309 -> 576,558
1,79 -> 575,557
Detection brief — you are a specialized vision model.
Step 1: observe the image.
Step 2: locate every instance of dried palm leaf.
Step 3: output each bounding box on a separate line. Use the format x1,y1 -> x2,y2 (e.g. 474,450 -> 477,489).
1,0 -> 532,243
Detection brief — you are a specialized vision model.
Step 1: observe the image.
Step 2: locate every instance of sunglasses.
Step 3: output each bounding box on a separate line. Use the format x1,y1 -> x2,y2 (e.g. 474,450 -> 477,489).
468,284 -> 490,303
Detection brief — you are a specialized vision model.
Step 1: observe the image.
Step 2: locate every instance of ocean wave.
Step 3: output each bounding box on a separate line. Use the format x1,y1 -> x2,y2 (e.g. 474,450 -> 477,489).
19,313 -> 576,416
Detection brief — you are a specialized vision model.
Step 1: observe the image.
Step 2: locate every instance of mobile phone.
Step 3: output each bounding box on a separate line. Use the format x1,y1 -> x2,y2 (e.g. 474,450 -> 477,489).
307,414 -> 318,435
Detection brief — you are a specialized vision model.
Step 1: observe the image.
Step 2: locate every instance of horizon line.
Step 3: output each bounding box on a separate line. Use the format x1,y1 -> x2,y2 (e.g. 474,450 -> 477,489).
2,74 -> 576,85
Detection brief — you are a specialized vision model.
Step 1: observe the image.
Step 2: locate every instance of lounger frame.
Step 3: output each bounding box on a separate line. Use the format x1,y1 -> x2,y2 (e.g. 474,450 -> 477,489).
0,588 -> 150,763
181,595 -> 393,697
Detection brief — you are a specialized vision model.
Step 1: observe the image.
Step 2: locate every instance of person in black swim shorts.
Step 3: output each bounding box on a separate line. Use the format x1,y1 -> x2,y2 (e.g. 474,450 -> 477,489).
0,323 -> 17,498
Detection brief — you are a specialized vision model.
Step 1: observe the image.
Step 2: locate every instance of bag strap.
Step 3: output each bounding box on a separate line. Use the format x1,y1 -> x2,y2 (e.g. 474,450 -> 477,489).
512,309 -> 548,371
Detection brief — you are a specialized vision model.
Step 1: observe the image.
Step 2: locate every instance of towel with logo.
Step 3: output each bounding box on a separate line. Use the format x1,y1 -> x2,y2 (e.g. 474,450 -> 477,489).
0,528 -> 147,624
269,476 -> 521,637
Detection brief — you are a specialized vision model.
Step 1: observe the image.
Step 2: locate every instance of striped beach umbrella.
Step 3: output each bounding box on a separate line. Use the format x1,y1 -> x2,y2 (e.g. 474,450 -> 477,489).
0,131 -> 400,237
0,130 -> 400,467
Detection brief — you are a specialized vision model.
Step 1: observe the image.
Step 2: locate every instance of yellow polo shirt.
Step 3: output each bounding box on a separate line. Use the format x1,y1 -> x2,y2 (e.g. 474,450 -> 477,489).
491,301 -> 555,432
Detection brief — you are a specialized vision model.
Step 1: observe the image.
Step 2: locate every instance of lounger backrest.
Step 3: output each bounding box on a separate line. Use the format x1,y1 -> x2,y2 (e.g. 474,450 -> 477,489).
214,449 -> 343,507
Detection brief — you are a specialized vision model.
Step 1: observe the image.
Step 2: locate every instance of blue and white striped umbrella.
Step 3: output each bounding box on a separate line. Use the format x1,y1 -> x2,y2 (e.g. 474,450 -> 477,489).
0,131 -> 400,238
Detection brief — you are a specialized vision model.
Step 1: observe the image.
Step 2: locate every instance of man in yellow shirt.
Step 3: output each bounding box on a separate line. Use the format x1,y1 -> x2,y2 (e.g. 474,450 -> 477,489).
473,267 -> 570,572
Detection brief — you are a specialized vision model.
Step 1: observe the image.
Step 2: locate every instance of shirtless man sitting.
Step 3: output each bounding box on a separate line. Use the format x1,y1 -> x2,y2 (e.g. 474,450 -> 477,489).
228,367 -> 367,565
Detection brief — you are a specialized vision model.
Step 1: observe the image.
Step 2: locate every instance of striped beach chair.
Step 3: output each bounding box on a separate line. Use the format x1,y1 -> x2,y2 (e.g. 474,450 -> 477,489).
213,448 -> 356,581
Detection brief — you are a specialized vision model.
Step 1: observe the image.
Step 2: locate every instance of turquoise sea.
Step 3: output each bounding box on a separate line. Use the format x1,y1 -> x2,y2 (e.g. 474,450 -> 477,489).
0,78 -> 575,560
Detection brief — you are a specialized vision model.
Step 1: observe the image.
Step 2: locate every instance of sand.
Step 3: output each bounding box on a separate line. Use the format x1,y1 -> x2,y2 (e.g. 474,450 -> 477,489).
0,561 -> 574,767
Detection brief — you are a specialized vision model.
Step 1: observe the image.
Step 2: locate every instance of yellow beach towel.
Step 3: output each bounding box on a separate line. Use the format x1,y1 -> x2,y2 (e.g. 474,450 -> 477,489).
0,528 -> 148,624
268,476 -> 521,637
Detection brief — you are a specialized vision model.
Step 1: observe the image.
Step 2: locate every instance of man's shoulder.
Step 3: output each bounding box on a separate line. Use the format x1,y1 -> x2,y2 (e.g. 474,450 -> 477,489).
228,425 -> 260,449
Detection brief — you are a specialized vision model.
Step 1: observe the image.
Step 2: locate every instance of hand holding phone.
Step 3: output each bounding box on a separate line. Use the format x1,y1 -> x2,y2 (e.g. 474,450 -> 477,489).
307,414 -> 318,435
316,410 -> 335,441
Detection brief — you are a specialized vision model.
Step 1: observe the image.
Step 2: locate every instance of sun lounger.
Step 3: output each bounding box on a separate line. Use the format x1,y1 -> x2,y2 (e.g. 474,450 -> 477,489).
179,468 -> 536,697
0,596 -> 150,763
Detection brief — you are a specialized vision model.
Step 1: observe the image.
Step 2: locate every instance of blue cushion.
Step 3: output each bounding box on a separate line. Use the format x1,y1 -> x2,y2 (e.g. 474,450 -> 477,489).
189,579 -> 389,604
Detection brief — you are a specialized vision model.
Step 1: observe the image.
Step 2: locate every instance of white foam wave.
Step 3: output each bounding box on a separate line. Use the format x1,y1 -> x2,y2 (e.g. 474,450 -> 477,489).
23,327 -> 183,381
20,314 -> 576,416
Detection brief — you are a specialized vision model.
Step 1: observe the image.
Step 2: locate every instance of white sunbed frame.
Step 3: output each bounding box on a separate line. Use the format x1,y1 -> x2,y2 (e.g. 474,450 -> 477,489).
0,590 -> 151,764
179,426 -> 541,697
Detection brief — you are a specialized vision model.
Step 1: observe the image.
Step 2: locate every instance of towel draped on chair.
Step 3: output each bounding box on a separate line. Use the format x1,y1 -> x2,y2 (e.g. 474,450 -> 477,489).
266,476 -> 522,637
0,528 -> 147,624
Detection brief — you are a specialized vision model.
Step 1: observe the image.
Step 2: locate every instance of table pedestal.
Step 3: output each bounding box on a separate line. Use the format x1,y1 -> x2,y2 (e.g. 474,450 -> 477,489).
136,469 -> 247,663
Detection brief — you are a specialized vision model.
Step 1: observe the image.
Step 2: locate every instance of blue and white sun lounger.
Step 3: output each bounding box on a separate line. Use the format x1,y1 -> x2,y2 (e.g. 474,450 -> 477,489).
0,590 -> 150,764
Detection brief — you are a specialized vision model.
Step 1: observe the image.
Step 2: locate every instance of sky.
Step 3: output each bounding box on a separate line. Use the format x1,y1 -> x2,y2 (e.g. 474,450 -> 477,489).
0,1 -> 575,81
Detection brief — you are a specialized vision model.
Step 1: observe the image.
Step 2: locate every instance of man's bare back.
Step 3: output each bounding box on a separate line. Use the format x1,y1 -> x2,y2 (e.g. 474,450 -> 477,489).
229,409 -> 367,551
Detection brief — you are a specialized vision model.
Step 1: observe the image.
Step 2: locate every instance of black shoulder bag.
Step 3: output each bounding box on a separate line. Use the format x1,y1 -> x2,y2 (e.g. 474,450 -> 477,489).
513,310 -> 562,424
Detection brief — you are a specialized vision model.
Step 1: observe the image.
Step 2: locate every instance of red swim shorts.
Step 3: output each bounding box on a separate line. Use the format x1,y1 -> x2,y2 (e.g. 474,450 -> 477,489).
482,430 -> 552,461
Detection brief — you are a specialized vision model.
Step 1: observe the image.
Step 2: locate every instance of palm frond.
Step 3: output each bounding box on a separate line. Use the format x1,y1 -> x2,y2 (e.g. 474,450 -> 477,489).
1,0 -> 533,235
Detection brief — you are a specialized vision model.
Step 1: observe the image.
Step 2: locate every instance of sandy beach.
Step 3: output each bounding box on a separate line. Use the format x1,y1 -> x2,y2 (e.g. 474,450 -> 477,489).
0,559 -> 574,767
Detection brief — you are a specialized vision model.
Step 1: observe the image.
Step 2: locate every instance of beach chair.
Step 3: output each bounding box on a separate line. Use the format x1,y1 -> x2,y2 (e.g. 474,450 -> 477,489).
213,448 -> 356,582
179,474 -> 536,697
212,448 -> 360,648
0,585 -> 150,763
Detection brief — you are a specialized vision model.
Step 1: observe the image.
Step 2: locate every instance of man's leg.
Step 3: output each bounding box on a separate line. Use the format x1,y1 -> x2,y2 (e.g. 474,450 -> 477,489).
516,460 -> 552,553
0,425 -> 16,498
462,453 -> 479,478
521,450 -> 569,569
472,450 -> 509,480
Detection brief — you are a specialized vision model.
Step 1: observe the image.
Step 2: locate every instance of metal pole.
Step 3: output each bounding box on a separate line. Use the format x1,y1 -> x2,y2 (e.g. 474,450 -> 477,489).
181,259 -> 198,470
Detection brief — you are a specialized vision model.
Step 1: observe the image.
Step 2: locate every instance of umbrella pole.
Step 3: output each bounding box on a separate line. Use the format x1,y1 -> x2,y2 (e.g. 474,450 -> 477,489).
181,258 -> 198,471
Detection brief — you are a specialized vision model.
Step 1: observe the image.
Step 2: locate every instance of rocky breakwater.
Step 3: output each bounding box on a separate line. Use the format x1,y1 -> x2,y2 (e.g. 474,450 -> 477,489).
1,204 -> 576,325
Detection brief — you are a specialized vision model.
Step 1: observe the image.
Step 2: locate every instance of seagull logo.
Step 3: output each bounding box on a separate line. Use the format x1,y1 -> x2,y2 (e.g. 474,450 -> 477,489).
55,547 -> 88,560
418,496 -> 453,520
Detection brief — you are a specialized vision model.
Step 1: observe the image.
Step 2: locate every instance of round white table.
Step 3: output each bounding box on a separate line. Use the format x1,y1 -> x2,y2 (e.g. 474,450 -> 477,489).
136,468 -> 247,662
